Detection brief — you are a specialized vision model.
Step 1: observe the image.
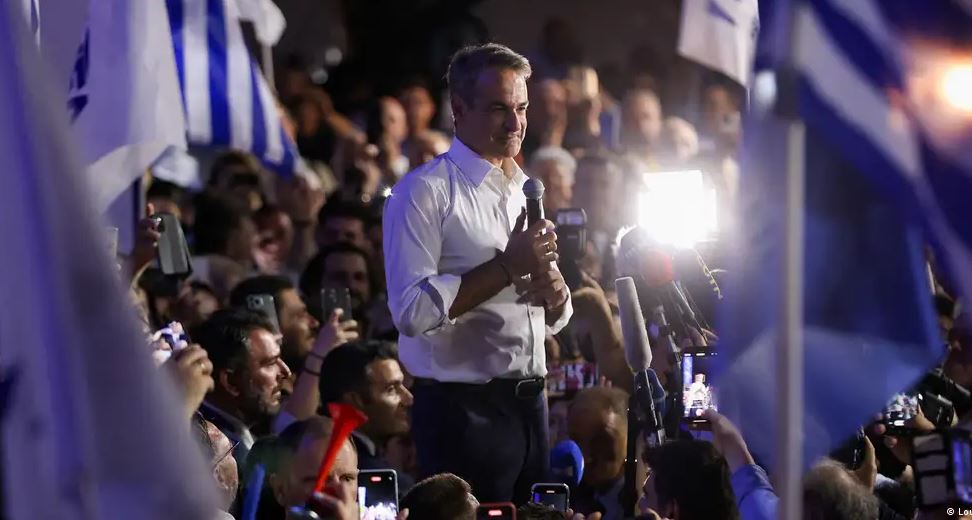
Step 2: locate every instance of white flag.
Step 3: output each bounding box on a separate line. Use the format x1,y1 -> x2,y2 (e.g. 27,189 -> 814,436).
0,2 -> 218,519
678,0 -> 759,86
70,0 -> 186,211
236,0 -> 286,46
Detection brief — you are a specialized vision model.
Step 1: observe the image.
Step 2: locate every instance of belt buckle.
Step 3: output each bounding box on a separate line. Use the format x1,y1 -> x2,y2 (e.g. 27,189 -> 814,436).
515,377 -> 543,399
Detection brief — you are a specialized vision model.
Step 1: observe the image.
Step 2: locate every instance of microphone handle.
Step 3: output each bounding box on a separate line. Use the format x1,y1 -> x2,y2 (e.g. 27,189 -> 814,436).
526,197 -> 544,227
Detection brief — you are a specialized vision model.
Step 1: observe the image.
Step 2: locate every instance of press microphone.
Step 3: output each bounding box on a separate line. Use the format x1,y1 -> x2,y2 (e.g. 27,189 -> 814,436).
616,276 -> 651,371
523,177 -> 545,226
617,227 -> 704,336
550,440 -> 585,488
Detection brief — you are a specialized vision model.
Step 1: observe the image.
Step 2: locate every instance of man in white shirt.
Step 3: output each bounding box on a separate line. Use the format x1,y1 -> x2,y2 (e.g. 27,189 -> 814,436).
383,43 -> 572,504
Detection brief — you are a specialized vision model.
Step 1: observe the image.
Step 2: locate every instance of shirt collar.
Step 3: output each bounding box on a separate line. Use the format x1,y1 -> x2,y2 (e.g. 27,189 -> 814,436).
201,400 -> 256,447
351,430 -> 378,457
447,137 -> 525,188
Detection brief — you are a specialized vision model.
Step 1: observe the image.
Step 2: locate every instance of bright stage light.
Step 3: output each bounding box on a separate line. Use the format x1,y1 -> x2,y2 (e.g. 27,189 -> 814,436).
636,170 -> 718,248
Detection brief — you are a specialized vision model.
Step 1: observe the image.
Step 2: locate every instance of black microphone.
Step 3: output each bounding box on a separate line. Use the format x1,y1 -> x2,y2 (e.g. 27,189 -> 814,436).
523,178 -> 545,226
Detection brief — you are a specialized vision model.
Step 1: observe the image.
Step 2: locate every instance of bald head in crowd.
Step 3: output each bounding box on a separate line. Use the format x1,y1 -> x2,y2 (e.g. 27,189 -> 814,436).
270,416 -> 359,511
568,387 -> 629,490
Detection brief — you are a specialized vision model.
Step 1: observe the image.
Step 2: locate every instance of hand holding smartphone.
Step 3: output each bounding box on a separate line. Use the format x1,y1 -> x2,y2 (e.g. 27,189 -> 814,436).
321,288 -> 353,322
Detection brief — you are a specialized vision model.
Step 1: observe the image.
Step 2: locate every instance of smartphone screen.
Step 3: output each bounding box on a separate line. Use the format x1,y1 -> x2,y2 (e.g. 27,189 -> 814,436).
954,435 -> 972,504
883,392 -> 921,433
321,287 -> 353,322
476,503 -> 515,519
357,470 -> 398,520
682,348 -> 718,425
246,294 -> 281,335
531,483 -> 569,512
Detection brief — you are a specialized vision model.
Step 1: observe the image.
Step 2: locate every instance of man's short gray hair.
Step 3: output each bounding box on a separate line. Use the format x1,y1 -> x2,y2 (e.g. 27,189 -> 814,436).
803,459 -> 879,520
446,43 -> 531,106
529,147 -> 577,185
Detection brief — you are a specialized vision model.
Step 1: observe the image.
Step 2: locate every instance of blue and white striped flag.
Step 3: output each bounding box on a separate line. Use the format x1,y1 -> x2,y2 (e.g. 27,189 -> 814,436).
166,0 -> 298,176
0,1 -> 218,517
69,0 -> 187,210
717,0 -> 972,470
678,0 -> 760,86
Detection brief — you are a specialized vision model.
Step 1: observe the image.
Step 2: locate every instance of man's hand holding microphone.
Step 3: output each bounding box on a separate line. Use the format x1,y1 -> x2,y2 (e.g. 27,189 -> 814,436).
500,178 -> 569,316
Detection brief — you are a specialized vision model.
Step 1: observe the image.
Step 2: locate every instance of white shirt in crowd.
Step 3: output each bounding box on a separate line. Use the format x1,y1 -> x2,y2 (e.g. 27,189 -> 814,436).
383,138 -> 572,384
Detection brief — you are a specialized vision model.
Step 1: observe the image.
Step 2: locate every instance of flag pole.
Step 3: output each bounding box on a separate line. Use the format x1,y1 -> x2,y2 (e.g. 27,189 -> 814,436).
774,1 -> 805,519
261,43 -> 274,90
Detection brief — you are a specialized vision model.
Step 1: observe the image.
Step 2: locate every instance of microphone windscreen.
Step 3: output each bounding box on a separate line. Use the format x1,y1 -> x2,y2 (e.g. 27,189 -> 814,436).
616,276 -> 652,371
550,440 -> 584,488
522,177 -> 545,200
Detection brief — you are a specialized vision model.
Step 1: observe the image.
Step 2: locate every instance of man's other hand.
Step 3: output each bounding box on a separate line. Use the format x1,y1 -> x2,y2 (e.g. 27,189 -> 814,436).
502,208 -> 558,277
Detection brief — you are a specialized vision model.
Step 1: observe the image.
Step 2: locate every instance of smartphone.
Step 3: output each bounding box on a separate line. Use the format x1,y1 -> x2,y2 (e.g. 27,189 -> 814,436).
246,294 -> 281,334
357,469 -> 398,520
681,347 -> 718,428
476,503 -> 516,519
530,483 -> 569,512
883,392 -> 922,435
830,428 -> 867,470
152,212 -> 192,276
321,287 -> 353,322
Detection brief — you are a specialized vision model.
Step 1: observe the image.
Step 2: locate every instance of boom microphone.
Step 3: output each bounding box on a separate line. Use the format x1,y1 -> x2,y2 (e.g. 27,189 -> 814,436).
616,276 -> 652,371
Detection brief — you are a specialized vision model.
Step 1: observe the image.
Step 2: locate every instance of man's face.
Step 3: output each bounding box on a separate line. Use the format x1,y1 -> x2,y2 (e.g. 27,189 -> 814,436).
355,359 -> 413,440
532,159 -> 573,214
256,211 -> 295,263
320,217 -> 367,249
277,288 -> 320,364
380,97 -> 409,145
238,328 -> 292,421
568,408 -> 627,489
278,437 -> 358,509
572,163 -> 621,231
453,67 -> 528,163
623,92 -> 663,148
323,252 -> 371,312
227,217 -> 258,264
399,86 -> 436,135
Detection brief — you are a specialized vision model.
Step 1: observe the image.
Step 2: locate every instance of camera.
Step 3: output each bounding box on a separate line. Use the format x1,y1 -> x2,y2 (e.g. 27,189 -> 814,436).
555,208 -> 587,290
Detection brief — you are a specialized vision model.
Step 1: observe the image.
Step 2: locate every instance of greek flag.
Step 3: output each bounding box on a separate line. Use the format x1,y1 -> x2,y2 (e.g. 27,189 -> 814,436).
68,0 -> 186,210
718,0 -> 972,471
166,0 -> 298,176
0,1 -> 218,517
678,0 -> 760,86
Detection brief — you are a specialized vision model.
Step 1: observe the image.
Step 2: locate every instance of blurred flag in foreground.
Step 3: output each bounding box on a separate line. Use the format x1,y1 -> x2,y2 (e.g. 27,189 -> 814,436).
0,1 -> 217,518
718,0 -> 972,470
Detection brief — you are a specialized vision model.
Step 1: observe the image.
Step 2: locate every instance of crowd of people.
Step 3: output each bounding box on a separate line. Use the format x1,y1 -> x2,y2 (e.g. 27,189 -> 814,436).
118,14 -> 972,520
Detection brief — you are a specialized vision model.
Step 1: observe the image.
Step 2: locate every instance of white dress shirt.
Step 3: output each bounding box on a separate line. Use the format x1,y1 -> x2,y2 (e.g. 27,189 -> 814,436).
383,138 -> 573,383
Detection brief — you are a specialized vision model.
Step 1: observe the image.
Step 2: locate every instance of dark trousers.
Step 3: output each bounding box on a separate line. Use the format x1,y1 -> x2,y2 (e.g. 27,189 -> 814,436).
411,379 -> 550,505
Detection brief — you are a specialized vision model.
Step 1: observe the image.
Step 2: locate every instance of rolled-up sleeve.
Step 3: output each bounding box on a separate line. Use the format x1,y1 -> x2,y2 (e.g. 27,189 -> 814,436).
383,177 -> 459,338
547,293 -> 573,335
731,464 -> 778,520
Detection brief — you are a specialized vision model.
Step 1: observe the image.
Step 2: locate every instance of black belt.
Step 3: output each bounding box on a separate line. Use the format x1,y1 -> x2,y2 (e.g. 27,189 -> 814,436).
413,376 -> 545,399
